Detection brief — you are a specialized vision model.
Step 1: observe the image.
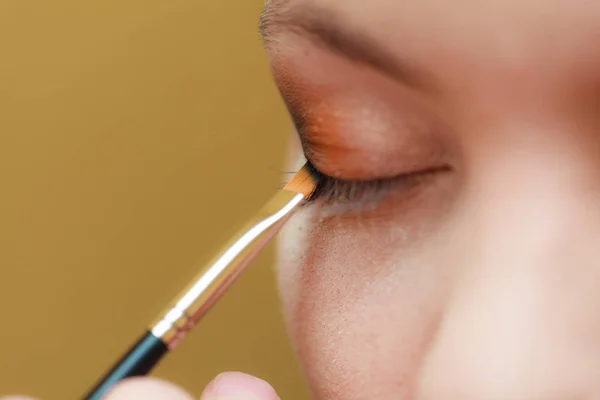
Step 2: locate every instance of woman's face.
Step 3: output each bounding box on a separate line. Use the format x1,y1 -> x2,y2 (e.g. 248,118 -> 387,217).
264,0 -> 600,398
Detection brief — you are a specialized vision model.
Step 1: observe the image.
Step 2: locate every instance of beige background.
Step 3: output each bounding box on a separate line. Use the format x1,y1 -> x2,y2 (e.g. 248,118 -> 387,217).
0,1 -> 309,398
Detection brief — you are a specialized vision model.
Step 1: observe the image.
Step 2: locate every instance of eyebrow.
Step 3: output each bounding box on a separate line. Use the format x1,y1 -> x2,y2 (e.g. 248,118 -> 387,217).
259,1 -> 434,90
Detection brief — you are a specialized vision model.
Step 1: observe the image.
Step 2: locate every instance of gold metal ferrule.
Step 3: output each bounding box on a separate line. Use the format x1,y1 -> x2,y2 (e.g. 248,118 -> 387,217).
149,189 -> 304,349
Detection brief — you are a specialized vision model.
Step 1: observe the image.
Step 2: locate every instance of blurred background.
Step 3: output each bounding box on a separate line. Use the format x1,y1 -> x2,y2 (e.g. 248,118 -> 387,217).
0,1 -> 309,398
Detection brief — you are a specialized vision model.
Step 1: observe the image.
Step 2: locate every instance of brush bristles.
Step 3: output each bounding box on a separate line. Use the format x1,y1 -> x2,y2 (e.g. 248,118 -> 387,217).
283,163 -> 319,198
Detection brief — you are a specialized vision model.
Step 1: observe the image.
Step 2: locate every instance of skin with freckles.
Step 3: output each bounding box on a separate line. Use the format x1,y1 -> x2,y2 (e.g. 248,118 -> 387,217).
7,0 -> 600,399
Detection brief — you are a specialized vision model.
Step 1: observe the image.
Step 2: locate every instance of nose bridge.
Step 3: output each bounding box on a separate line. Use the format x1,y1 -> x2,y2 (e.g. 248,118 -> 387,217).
416,172 -> 600,398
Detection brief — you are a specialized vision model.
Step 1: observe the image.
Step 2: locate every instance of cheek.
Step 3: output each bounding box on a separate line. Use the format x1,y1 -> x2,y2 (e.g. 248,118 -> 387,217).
275,204 -> 457,399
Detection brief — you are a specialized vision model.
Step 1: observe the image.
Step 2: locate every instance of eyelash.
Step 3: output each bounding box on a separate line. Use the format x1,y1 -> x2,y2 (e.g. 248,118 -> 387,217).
304,161 -> 446,207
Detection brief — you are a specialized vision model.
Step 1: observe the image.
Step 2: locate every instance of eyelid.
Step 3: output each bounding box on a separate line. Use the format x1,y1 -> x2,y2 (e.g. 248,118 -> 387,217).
305,160 -> 451,210
280,88 -> 453,181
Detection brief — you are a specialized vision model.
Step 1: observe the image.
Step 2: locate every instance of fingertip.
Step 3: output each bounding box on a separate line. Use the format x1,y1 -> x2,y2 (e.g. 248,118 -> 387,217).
105,377 -> 194,400
0,397 -> 39,400
201,372 -> 280,400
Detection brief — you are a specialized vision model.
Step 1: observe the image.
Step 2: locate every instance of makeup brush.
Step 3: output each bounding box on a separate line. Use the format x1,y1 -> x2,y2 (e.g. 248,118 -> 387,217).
83,163 -> 317,400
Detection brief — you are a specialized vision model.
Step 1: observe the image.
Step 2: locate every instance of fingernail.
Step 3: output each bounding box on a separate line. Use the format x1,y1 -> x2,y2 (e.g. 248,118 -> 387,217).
200,372 -> 279,400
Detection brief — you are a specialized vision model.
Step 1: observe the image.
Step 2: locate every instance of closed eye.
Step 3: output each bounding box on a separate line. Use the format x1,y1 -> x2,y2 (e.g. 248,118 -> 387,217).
305,160 -> 452,208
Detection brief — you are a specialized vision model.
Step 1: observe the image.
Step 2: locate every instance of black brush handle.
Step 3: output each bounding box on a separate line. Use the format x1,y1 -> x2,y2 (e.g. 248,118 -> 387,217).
83,331 -> 168,400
